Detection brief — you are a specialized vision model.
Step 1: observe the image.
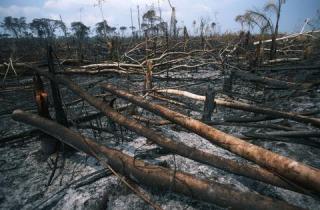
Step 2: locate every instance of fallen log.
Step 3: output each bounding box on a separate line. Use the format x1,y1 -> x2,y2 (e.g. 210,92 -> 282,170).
151,93 -> 202,112
11,110 -> 303,210
102,84 -> 320,194
256,65 -> 320,72
131,115 -> 171,126
60,59 -> 92,66
256,130 -> 320,138
231,69 -> 303,88
241,132 -> 320,149
253,30 -> 320,45
155,89 -> 320,128
33,169 -> 112,209
208,121 -> 297,131
81,62 -> 143,70
63,68 -> 131,75
30,69 -> 305,193
262,58 -> 302,65
0,129 -> 40,146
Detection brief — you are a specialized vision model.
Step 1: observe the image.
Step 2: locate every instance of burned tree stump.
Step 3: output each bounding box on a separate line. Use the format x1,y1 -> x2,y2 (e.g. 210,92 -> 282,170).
143,60 -> 153,94
202,84 -> 215,122
223,71 -> 233,94
33,73 -> 58,155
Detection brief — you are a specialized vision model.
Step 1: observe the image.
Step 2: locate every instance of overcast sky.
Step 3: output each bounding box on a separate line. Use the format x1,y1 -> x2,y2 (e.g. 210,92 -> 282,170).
0,0 -> 319,34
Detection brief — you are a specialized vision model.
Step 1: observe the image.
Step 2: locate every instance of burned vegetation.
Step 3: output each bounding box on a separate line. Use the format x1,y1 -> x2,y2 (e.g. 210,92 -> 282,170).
0,1 -> 320,210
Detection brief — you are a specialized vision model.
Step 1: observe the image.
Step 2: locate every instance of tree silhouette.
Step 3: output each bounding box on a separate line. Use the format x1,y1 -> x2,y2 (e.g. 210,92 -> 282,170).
119,26 -> 127,37
142,9 -> 160,35
29,18 -> 65,38
95,20 -> 117,37
235,0 -> 286,59
71,21 -> 90,61
1,16 -> 27,38
71,22 -> 90,40
264,0 -> 286,59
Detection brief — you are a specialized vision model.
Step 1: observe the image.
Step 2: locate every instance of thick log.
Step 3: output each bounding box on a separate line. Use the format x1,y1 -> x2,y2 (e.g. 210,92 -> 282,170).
102,84 -> 320,194
81,62 -> 143,70
262,58 -> 301,65
231,69 -> 304,88
0,129 -> 40,146
254,130 -> 320,138
253,30 -> 320,45
30,70 -> 303,193
241,132 -> 320,149
155,89 -> 320,128
132,115 -> 171,126
11,110 -> 303,210
63,68 -> 130,75
208,121 -> 296,131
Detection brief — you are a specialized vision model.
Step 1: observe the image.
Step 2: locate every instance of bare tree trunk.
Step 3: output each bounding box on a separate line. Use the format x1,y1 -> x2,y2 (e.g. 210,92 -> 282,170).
156,89 -> 320,128
102,84 -> 320,194
11,110 -> 303,210
270,34 -> 276,60
47,46 -> 73,152
202,84 -> 215,122
143,60 -> 153,94
33,73 -> 58,155
223,72 -> 233,94
230,69 -> 304,88
270,3 -> 281,60
28,68 -> 305,193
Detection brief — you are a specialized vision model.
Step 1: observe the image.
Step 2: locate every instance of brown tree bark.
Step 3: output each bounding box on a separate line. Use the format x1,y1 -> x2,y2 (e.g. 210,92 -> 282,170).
155,89 -> 320,128
12,110 -> 303,210
28,68 -> 304,194
33,73 -> 58,155
102,84 -> 320,195
143,60 -> 153,94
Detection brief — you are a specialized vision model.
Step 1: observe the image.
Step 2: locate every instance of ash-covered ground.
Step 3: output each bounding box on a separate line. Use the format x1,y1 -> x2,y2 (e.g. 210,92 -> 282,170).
1,67 -> 320,210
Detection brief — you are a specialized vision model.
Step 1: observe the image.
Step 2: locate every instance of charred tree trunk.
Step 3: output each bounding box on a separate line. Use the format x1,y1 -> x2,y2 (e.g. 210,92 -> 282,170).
12,110 -> 303,210
103,84 -> 320,195
28,69 -> 305,194
33,73 -> 58,155
47,46 -> 73,152
143,60 -> 153,94
202,84 -> 215,122
223,71 -> 233,94
156,89 -> 320,128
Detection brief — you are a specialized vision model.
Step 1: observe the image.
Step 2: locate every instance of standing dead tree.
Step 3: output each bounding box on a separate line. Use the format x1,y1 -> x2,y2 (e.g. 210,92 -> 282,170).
143,60 -> 153,94
168,0 -> 177,37
33,73 -> 58,155
202,84 -> 215,122
47,46 -> 74,152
